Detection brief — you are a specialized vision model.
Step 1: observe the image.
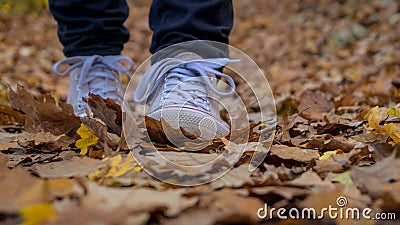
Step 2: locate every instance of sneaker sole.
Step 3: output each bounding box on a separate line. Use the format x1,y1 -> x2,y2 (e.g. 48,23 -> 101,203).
147,105 -> 230,140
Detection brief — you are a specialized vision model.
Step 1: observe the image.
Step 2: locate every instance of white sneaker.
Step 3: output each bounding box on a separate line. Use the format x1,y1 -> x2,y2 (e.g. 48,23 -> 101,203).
134,53 -> 236,140
53,55 -> 134,116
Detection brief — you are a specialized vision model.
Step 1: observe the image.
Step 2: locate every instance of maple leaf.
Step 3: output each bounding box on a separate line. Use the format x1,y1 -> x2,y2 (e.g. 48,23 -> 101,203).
75,123 -> 99,155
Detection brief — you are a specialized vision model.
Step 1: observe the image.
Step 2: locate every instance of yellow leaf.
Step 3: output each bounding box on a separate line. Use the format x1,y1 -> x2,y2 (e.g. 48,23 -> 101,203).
76,123 -> 99,155
106,155 -> 134,178
319,150 -> 339,160
88,166 -> 109,181
384,123 -> 400,143
387,108 -> 400,117
20,203 -> 57,225
365,106 -> 386,132
134,167 -> 143,172
330,171 -> 353,185
89,154 -> 135,180
109,154 -> 122,166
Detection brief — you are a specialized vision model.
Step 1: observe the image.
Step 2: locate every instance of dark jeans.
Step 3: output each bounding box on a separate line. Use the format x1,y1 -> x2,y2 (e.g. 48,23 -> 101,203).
49,0 -> 233,59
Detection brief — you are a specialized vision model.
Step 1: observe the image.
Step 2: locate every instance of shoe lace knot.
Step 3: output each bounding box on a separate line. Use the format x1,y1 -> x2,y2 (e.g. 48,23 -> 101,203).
52,55 -> 134,105
134,58 -> 237,112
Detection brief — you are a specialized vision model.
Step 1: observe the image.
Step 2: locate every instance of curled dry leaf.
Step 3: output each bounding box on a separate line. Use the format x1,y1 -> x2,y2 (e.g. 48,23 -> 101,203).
16,132 -> 75,152
84,93 -> 122,135
305,134 -> 356,152
8,85 -> 81,138
81,117 -> 120,150
0,103 -> 26,125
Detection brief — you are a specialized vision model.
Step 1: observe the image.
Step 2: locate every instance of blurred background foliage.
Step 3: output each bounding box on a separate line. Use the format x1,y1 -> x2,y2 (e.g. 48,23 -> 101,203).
1,0 -> 48,14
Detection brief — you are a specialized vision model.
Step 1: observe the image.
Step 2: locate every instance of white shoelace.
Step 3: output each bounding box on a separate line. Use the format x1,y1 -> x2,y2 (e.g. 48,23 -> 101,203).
53,55 -> 134,103
134,58 -> 237,111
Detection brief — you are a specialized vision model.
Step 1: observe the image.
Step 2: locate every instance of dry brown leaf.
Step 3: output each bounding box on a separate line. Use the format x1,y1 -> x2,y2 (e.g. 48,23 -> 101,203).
0,132 -> 20,151
209,164 -> 255,189
305,134 -> 356,152
313,149 -> 363,174
384,122 -> 400,143
350,154 -> 400,198
250,186 -> 310,202
0,103 -> 26,125
34,156 -> 106,179
379,176 -> 400,211
266,145 -> 320,166
0,167 -> 46,213
299,184 -> 372,225
81,117 -> 120,150
16,132 -> 75,152
43,206 -> 145,225
8,85 -> 81,138
287,170 -> 333,187
84,93 -> 122,135
0,152 -> 8,170
82,181 -> 198,217
162,188 -> 263,225
297,90 -> 334,121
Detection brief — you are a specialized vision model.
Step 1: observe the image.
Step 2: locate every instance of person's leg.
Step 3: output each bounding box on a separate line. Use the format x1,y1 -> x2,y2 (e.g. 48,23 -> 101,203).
134,0 -> 235,141
49,0 -> 130,57
49,0 -> 133,116
149,0 -> 233,61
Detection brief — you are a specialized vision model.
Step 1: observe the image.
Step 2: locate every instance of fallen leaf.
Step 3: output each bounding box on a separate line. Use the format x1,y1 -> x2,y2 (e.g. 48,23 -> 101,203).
379,177 -> 400,211
266,145 -> 320,166
162,188 -> 263,225
384,123 -> 400,143
319,150 -> 342,160
287,170 -> 333,187
75,123 -> 99,155
299,184 -> 371,224
209,164 -> 255,189
364,106 -> 386,132
0,167 -> 46,213
305,134 -> 355,152
313,149 -> 363,174
34,156 -> 105,179
20,203 -> 57,225
105,154 -> 135,178
84,93 -> 122,135
350,154 -> 400,198
8,84 -> 81,138
16,132 -> 74,152
297,90 -> 334,121
326,170 -> 353,185
43,206 -> 147,225
81,117 -> 120,150
250,186 -> 309,202
0,103 -> 26,125
82,181 -> 198,217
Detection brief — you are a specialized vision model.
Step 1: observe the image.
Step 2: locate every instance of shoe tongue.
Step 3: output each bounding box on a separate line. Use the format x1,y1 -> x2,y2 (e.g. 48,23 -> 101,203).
87,68 -> 115,96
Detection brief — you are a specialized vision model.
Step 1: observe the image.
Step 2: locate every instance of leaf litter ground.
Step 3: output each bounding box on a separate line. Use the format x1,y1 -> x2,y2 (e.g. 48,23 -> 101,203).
1,0 -> 400,224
